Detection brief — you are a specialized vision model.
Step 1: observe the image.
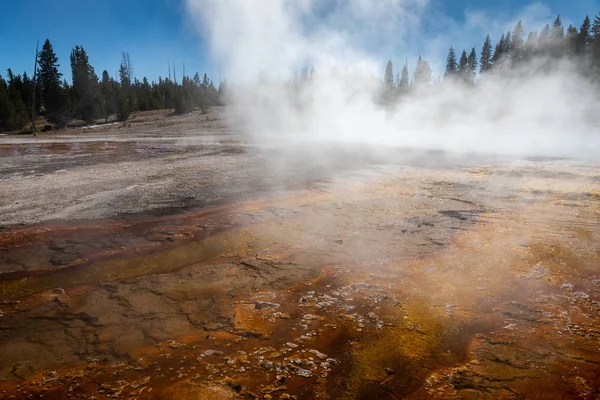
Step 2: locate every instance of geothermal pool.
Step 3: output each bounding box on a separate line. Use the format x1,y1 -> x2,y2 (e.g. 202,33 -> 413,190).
1,109 -> 599,399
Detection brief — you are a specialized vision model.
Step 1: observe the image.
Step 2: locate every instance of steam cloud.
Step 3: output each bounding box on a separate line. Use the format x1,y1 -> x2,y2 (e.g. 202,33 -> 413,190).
186,0 -> 600,161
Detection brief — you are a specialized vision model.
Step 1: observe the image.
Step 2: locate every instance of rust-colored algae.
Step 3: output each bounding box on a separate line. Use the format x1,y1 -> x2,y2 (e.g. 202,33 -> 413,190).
0,161 -> 599,400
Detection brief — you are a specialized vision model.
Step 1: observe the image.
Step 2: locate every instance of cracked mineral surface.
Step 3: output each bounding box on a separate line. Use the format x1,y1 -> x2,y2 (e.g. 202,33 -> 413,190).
0,109 -> 599,399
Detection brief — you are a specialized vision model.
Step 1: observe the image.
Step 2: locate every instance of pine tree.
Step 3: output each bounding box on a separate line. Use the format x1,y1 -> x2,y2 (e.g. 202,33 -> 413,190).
217,80 -> 226,104
193,72 -> 201,87
116,89 -> 132,122
117,53 -> 134,121
70,46 -> 100,123
413,56 -> 432,87
6,70 -> 29,130
458,50 -> 469,83
566,25 -> 579,56
492,34 -> 505,66
399,63 -> 409,91
503,30 -> 513,56
524,31 -> 538,57
7,68 -> 32,119
445,47 -> 458,77
384,60 -> 394,88
38,40 -> 61,96
100,70 -> 118,121
512,21 -> 525,63
207,80 -> 219,106
191,72 -> 207,108
20,72 -> 33,112
592,13 -> 600,38
119,52 -> 133,88
458,50 -> 468,70
480,34 -> 493,72
0,75 -> 17,132
549,16 -> 566,58
56,80 -> 73,128
591,14 -> 600,70
1,41 -> 227,126
551,15 -> 565,40
539,24 -> 550,49
136,77 -> 152,111
174,86 -> 192,114
577,16 -> 592,55
38,39 -> 70,127
467,48 -> 478,83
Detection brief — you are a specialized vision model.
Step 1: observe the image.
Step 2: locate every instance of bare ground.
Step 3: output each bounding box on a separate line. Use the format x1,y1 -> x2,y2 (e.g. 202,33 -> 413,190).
0,108 -> 599,399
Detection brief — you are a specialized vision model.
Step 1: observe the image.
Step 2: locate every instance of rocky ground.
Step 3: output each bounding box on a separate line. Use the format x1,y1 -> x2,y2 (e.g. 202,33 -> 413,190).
0,109 -> 599,399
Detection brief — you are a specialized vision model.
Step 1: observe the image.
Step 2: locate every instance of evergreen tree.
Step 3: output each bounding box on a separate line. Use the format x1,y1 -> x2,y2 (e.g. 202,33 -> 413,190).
445,47 -> 458,77
7,70 -> 30,112
137,77 -> 155,111
117,53 -> 134,121
119,52 -> 133,87
551,15 -> 565,40
217,80 -> 227,104
206,80 -> 219,106
0,75 -> 15,131
591,14 -> 600,69
577,16 -> 592,55
566,25 -> 579,56
492,34 -> 505,66
173,86 -> 193,114
512,21 -> 525,63
38,40 -> 61,97
38,39 -> 70,127
20,72 -> 33,112
548,16 -> 565,58
503,30 -> 513,56
458,50 -> 469,82
57,80 -> 73,127
70,46 -> 100,123
2,41 -> 233,127
21,72 -> 38,129
191,72 -> 207,108
6,70 -> 29,130
592,13 -> 600,38
413,56 -> 432,87
100,70 -> 118,121
458,50 -> 468,70
384,60 -> 394,87
524,31 -> 538,60
467,48 -> 478,83
480,34 -> 492,72
116,89 -> 132,122
398,63 -> 409,91
539,24 -> 550,49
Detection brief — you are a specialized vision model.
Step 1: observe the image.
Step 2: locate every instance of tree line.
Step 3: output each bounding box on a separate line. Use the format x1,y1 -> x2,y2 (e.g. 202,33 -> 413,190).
0,39 -> 224,133
383,13 -> 600,95
4,12 -> 600,133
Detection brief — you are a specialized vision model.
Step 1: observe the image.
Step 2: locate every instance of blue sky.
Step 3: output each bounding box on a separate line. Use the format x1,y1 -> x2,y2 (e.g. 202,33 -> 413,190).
0,0 -> 214,83
1,0 -> 598,83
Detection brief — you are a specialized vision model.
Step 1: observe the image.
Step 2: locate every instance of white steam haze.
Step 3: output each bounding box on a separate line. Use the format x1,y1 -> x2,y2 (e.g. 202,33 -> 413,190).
186,0 -> 600,160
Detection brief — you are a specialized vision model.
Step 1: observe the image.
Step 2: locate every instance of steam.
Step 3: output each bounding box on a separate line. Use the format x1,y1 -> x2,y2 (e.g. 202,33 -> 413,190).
186,0 -> 600,161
